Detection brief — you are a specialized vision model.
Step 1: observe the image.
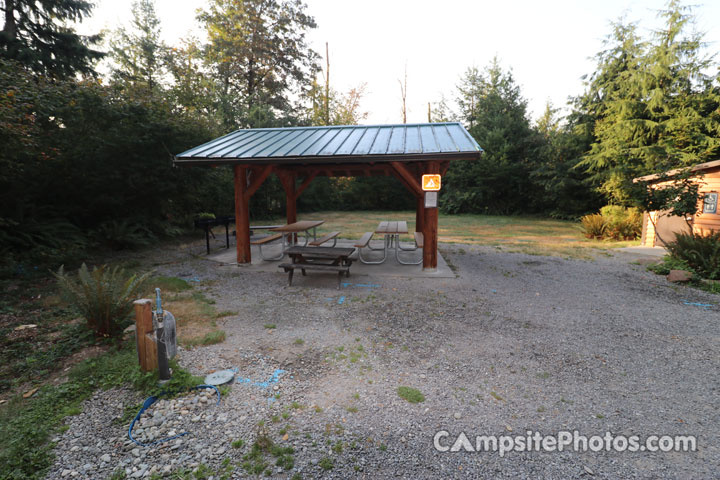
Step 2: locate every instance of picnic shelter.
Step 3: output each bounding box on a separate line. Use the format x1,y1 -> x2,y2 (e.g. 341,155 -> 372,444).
174,122 -> 483,270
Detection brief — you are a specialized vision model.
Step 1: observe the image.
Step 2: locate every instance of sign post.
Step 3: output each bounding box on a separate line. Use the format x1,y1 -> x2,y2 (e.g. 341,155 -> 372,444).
422,174 -> 441,208
421,172 -> 441,271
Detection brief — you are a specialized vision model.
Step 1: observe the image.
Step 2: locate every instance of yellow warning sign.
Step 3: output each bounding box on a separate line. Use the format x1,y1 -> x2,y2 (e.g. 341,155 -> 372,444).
422,174 -> 441,191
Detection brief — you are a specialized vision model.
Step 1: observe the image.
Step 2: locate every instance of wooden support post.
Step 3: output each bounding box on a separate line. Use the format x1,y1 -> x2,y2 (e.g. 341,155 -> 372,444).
278,171 -> 297,242
134,299 -> 157,372
423,161 -> 440,271
234,165 -> 251,264
416,196 -> 425,233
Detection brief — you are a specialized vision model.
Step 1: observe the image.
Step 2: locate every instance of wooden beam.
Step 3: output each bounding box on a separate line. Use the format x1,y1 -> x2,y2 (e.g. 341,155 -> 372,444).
277,171 -> 297,233
234,165 -> 251,263
390,162 -> 423,196
390,169 -> 421,199
244,164 -> 273,201
416,196 -> 425,233
295,171 -> 318,199
440,161 -> 451,176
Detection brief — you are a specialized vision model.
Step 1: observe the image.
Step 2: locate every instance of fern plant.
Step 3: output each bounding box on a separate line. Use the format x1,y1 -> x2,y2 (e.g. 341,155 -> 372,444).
55,264 -> 152,338
666,232 -> 720,280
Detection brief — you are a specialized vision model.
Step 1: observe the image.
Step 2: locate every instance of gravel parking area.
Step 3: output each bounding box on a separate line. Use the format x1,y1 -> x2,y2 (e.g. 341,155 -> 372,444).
46,240 -> 719,479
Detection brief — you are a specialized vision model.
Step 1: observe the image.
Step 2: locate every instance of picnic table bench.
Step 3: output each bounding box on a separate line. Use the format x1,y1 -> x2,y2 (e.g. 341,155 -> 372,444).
279,246 -> 354,289
309,231 -> 340,247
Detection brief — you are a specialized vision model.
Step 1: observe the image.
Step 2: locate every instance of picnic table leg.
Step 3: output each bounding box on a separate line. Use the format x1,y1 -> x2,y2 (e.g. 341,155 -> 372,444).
225,222 -> 230,249
205,225 -> 211,255
337,271 -> 343,289
287,267 -> 294,287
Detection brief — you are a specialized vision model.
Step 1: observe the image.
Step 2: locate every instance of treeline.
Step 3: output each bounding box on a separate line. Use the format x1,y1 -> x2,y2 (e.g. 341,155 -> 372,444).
1,0 -> 718,268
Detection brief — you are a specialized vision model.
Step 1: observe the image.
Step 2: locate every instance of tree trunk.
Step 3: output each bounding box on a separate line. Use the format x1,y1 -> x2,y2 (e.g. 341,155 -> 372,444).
3,0 -> 17,41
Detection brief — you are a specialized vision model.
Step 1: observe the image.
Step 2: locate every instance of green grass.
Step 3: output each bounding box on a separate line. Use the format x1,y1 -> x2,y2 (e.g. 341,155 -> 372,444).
397,386 -> 425,404
265,211 -> 640,259
184,330 -> 226,347
264,323 -> 276,329
150,276 -> 192,293
0,344 -> 205,480
0,278 -> 99,394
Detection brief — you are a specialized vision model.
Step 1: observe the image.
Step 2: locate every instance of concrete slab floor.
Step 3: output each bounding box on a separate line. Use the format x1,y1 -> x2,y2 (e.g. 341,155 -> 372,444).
204,240 -> 455,279
616,246 -> 667,257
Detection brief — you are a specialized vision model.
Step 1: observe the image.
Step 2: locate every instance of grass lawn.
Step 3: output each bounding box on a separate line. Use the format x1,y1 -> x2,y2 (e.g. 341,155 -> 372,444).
250,210 -> 639,258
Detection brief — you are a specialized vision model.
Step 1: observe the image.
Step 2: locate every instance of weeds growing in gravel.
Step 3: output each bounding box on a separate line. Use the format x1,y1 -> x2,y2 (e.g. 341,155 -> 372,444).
184,330 -> 226,347
397,386 -> 425,403
0,347 -> 139,480
318,456 -> 334,471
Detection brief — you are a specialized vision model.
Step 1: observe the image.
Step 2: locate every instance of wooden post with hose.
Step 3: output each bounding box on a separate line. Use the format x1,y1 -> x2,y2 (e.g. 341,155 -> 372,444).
133,299 -> 157,372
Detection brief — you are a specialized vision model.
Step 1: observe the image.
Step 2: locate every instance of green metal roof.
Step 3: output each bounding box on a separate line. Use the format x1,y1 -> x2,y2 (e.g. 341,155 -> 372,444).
174,122 -> 482,166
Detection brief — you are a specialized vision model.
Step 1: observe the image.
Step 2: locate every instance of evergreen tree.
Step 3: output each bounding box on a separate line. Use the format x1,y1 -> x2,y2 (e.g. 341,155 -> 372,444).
576,1 -> 720,204
443,59 -> 541,214
110,0 -> 166,96
0,0 -> 103,77
197,0 -> 319,129
532,101 -> 602,217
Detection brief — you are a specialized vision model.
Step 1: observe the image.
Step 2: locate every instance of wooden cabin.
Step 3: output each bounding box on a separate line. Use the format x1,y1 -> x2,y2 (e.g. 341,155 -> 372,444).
634,160 -> 720,247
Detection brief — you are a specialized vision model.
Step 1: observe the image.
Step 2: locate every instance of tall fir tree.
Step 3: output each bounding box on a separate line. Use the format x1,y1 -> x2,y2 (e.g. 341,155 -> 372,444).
576,1 -> 720,204
443,58 -> 541,214
109,0 -> 166,96
197,0 -> 319,129
0,0 -> 103,77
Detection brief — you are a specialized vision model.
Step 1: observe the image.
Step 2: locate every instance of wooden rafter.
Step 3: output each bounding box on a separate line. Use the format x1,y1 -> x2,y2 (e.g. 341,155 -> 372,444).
390,162 -> 423,196
244,164 -> 273,201
294,171 -> 318,199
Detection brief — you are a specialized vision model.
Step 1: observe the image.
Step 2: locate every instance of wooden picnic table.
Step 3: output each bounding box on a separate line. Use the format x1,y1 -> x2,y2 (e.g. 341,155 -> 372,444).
271,220 -> 325,233
270,220 -> 325,248
369,220 -> 421,265
375,220 -> 408,235
279,245 -> 355,289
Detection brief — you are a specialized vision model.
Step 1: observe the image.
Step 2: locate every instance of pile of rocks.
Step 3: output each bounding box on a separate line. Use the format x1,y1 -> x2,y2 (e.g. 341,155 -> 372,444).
130,388 -> 218,445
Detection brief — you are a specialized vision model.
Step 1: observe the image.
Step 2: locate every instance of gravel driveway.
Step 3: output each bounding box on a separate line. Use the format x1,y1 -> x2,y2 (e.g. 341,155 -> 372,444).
46,241 -> 719,479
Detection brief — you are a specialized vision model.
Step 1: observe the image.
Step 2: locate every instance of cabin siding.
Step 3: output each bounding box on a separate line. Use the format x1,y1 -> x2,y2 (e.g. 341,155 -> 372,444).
640,167 -> 720,247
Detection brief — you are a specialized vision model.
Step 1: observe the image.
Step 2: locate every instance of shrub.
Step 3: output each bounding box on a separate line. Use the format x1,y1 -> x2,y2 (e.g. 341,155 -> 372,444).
646,255 -> 693,276
666,231 -> 720,280
600,205 -> 642,240
94,219 -> 155,250
581,206 -> 642,240
580,214 -> 606,239
55,263 -> 152,338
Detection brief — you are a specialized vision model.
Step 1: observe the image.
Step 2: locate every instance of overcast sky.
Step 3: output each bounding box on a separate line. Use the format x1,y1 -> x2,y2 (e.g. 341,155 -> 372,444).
78,0 -> 720,125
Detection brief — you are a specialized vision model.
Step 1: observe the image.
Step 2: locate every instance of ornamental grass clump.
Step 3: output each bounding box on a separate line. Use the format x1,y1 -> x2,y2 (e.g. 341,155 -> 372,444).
55,263 -> 152,338
580,213 -> 607,239
580,206 -> 642,240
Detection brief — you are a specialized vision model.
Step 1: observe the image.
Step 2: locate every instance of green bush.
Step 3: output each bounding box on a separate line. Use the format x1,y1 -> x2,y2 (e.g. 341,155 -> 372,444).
94,219 -> 155,250
580,214 -> 607,239
666,231 -> 720,280
581,206 -> 642,240
54,263 -> 152,338
599,205 -> 642,240
646,255 -> 693,276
